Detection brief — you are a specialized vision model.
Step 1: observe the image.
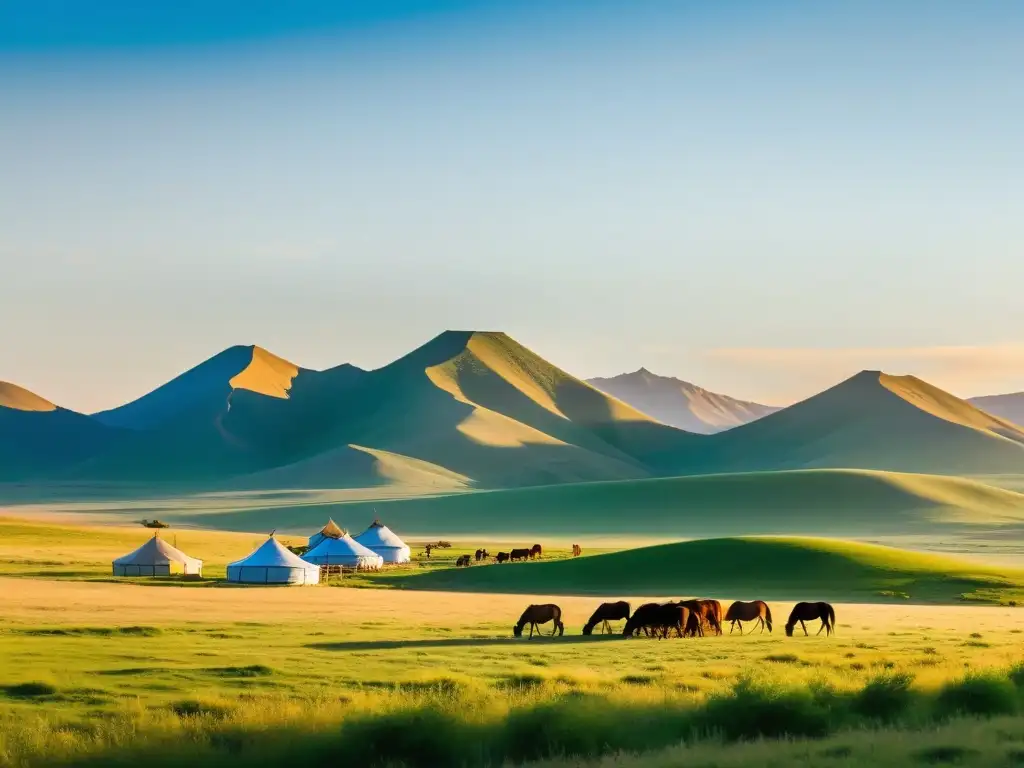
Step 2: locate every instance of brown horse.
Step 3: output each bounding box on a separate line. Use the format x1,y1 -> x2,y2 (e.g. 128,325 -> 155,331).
725,600 -> 773,634
454,554 -> 471,567
510,548 -> 531,562
571,544 -> 582,557
529,544 -> 543,559
676,600 -> 722,637
623,603 -> 690,639
582,601 -> 630,635
495,552 -> 510,563
514,604 -> 564,638
785,602 -> 835,637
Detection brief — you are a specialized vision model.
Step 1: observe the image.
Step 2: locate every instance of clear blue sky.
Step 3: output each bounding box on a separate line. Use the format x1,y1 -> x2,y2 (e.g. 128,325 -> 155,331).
2,1 -> 1023,411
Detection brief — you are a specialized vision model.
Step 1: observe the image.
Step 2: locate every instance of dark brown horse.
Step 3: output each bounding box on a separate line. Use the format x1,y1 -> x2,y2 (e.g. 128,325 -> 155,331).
510,548 -> 531,562
474,549 -> 489,562
571,544 -> 582,557
455,554 -> 471,567
623,603 -> 690,639
785,602 -> 835,636
495,552 -> 510,563
513,604 -> 564,638
676,600 -> 722,637
582,601 -> 631,635
725,600 -> 773,634
529,544 -> 543,559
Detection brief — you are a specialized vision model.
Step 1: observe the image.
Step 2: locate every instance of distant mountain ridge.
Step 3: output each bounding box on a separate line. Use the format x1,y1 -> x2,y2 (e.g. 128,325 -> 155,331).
5,337 -> 1024,490
969,392 -> 1024,427
587,368 -> 779,433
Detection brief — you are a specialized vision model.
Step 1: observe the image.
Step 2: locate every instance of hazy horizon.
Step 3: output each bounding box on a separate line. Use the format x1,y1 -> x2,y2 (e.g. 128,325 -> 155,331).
3,1 -> 1023,411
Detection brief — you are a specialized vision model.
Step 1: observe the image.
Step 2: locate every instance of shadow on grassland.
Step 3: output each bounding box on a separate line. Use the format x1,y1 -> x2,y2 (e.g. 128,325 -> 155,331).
307,634 -> 622,652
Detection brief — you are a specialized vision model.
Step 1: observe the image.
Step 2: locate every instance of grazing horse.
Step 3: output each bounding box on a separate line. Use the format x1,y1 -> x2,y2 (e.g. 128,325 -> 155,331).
623,603 -> 690,639
513,604 -> 564,638
529,544 -> 543,559
455,554 -> 471,567
582,601 -> 631,635
495,552 -> 510,564
675,600 -> 722,637
571,544 -> 582,557
725,601 -> 773,634
785,602 -> 836,637
510,548 -> 531,562
474,549 -> 484,562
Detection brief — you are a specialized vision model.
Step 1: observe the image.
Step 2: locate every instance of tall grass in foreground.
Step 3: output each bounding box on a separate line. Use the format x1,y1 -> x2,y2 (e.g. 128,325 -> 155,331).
5,664 -> 1024,767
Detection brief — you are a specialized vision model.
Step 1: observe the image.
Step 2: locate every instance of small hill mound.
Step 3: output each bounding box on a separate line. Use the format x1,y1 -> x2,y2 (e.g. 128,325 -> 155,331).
92,345 -> 304,430
588,368 -> 779,433
0,382 -> 121,480
674,371 -> 1024,476
971,391 -> 1024,427
404,537 -> 1024,603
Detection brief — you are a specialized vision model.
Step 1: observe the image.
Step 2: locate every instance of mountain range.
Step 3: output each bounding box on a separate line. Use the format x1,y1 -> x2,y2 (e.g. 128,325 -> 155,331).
587,368 -> 779,433
3,331 -> 1024,490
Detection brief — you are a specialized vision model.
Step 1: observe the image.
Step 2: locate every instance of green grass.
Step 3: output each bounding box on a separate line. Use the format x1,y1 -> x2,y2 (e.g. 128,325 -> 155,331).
161,468 -> 1024,539
387,537 -> 1024,604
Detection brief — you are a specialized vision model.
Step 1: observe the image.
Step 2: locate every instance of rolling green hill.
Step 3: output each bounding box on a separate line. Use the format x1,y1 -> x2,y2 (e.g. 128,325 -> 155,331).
173,468 -> 1024,538
671,371 -> 1024,476
397,536 -> 1024,604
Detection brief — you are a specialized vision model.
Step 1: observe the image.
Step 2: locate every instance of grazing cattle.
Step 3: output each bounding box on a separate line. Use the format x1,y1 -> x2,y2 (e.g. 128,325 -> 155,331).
785,602 -> 836,637
513,604 -> 565,638
510,548 -> 531,562
582,601 -> 631,635
725,600 -> 773,634
529,544 -> 543,559
572,544 -> 583,557
495,552 -> 510,564
623,603 -> 690,639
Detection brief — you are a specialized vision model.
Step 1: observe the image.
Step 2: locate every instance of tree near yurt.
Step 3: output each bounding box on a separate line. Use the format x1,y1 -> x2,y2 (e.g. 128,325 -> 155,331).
112,534 -> 202,577
354,519 -> 411,564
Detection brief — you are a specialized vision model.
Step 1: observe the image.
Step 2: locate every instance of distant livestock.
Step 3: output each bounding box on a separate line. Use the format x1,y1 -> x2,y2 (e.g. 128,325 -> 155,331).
786,602 -> 836,636
513,604 -> 565,638
725,600 -> 773,634
571,544 -> 582,557
675,600 -> 722,637
474,549 -> 489,562
529,544 -> 542,559
495,552 -> 510,564
509,548 -> 531,562
455,555 -> 471,567
582,601 -> 630,635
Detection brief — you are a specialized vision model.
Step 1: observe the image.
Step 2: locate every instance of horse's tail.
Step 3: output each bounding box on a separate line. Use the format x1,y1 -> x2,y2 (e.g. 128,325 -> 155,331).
764,603 -> 773,633
827,604 -> 836,633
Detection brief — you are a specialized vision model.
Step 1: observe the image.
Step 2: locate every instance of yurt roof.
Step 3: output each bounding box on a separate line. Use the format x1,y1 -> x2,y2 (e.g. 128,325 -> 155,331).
229,536 -> 318,569
305,533 -> 381,561
318,519 -> 344,539
354,520 -> 408,549
113,535 -> 202,567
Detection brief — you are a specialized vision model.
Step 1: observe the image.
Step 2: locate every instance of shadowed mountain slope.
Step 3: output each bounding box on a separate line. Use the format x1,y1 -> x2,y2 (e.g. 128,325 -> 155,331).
668,371 -> 1024,476
970,392 -> 1024,427
0,382 -> 122,481
588,368 -> 779,433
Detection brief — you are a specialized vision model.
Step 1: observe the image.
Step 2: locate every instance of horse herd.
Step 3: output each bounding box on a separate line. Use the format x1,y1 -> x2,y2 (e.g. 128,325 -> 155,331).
456,543 -> 579,568
512,600 -> 837,639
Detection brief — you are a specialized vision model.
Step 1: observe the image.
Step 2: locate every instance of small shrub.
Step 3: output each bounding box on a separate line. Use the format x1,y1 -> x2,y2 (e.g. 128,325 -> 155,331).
764,653 -> 800,664
935,674 -> 1018,718
819,745 -> 853,758
620,674 -> 656,685
852,673 -> 915,723
914,745 -> 979,764
1,682 -> 58,698
695,678 -> 834,741
169,700 -> 230,719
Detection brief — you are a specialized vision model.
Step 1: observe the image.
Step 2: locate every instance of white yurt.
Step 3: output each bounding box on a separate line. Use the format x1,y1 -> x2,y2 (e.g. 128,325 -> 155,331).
303,532 -> 384,570
112,535 -> 203,577
227,535 -> 321,585
354,519 -> 411,564
307,518 -> 344,550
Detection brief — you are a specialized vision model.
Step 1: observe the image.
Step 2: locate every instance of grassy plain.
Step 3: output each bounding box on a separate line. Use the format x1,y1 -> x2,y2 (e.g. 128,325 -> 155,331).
1,578 -> 1024,767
